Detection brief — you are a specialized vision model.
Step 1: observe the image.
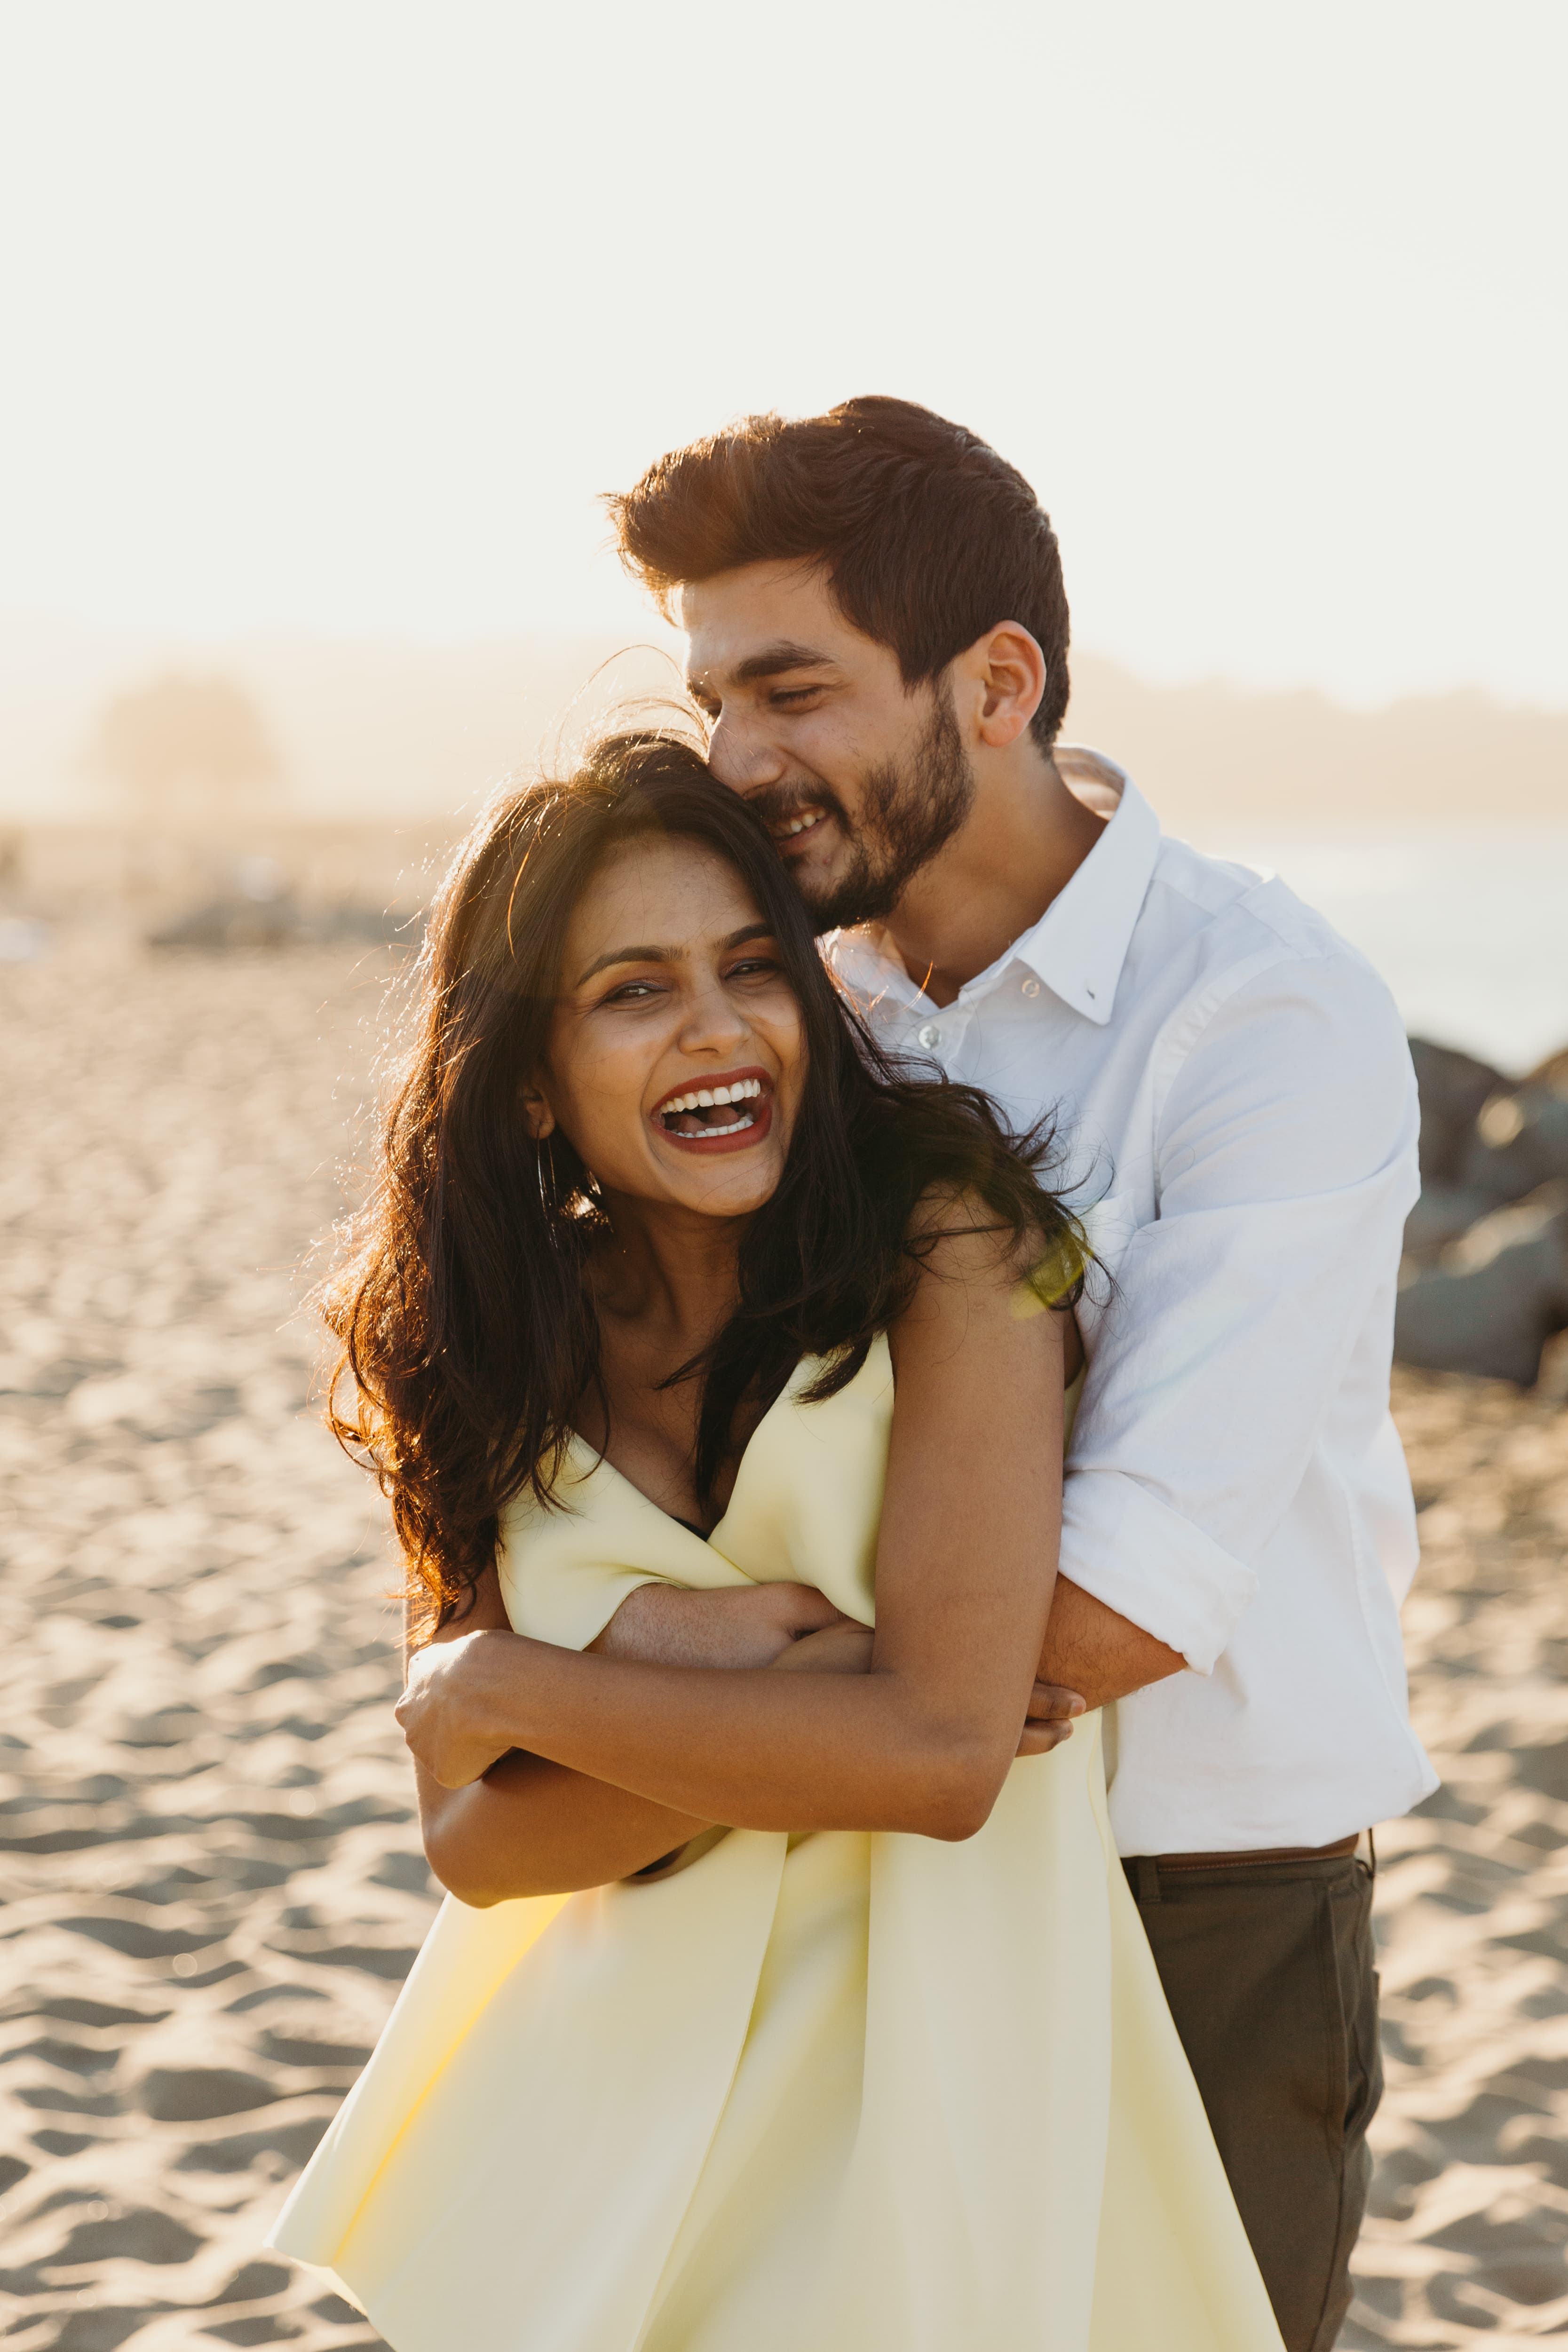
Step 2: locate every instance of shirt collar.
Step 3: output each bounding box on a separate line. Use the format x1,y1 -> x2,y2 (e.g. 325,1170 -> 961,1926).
828,746 -> 1161,1029
1011,749 -> 1161,1026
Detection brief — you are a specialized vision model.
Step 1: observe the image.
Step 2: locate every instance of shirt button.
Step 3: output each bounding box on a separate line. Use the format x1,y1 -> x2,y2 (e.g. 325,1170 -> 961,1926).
916,1022 -> 941,1050
1021,976 -> 1041,998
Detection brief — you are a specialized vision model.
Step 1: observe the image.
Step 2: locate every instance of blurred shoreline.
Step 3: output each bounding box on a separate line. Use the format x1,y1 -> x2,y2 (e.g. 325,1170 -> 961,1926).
8,808 -> 1567,1075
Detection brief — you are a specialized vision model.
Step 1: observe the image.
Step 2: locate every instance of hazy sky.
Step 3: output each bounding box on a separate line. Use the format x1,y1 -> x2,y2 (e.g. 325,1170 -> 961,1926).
2,0 -> 1563,706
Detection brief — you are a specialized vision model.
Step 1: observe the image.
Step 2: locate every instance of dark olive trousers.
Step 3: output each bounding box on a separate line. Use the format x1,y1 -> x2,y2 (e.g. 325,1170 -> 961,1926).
1122,1848 -> 1381,2352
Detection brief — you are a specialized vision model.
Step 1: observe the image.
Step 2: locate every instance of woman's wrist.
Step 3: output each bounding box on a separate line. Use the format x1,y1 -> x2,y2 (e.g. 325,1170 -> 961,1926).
470,1626 -> 552,1752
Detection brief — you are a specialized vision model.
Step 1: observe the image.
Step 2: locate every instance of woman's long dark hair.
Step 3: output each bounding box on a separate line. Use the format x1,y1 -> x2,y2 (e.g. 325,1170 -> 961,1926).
327,731 -> 1085,1629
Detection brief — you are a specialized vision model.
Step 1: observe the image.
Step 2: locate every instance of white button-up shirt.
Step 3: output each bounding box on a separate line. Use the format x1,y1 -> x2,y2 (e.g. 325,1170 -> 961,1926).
828,750 -> 1438,1854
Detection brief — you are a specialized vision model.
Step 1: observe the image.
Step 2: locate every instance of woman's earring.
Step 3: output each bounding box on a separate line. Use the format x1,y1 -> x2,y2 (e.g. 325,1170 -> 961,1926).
537,1136 -> 558,1231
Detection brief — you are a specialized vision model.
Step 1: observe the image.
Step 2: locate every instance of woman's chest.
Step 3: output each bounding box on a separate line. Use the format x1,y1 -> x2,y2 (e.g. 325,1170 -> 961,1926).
578,1368 -> 756,1532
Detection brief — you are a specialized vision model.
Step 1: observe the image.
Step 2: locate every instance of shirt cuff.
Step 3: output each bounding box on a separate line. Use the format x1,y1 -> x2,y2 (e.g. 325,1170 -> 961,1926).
1059,1471 -> 1259,1674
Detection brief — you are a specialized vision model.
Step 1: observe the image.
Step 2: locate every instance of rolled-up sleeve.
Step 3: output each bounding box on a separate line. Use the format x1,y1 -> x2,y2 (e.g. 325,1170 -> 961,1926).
1060,944 -> 1420,1672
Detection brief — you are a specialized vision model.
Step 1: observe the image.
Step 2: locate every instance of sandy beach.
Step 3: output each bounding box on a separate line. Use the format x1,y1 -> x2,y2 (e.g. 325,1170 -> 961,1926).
5,925 -> 1567,2351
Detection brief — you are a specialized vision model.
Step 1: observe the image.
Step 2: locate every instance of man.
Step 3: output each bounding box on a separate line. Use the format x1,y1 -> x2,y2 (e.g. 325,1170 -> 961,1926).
601,397 -> 1436,2352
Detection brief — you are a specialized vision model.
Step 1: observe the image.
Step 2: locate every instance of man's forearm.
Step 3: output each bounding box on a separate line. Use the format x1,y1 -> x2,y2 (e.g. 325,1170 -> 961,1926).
421,1750 -> 708,1907
1037,1576 -> 1185,1709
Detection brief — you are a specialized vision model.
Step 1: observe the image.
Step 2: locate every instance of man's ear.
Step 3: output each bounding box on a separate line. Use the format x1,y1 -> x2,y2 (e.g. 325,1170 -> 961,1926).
956,622 -> 1047,750
520,1081 -> 557,1142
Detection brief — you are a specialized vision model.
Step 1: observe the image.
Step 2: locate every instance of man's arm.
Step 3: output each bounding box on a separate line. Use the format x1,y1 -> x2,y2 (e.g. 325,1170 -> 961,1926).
1058,948 -> 1420,1675
1037,1577 -> 1184,1709
599,1565 -> 1180,1716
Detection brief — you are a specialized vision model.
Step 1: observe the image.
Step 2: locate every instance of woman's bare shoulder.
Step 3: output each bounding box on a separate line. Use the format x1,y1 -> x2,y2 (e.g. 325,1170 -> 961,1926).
889,1184 -> 1081,1384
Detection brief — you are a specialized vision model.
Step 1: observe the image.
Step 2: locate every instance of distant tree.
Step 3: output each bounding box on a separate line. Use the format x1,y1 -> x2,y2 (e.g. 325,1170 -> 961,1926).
89,673 -> 281,816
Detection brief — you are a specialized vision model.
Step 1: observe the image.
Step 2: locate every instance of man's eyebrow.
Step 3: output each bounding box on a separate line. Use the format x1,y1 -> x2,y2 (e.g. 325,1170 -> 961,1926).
574,921 -> 775,989
729,641 -> 840,686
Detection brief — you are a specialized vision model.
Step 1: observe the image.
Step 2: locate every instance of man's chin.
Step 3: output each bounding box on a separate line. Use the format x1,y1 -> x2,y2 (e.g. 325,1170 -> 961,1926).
776,825 -> 901,935
797,872 -> 901,937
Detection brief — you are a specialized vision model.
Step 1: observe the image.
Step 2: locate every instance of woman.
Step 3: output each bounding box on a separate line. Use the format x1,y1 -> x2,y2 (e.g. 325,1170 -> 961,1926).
270,733 -> 1282,2352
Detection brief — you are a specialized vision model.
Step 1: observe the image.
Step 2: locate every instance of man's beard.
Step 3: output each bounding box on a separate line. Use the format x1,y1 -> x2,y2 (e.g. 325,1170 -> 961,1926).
750,688 -> 975,936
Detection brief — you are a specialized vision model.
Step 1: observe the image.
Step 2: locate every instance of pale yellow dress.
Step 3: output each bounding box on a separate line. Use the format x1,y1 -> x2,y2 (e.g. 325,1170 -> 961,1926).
270,1338 -> 1284,2351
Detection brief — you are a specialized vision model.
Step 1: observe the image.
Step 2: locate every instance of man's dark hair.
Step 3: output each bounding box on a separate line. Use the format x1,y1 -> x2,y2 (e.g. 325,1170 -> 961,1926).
607,396 -> 1071,751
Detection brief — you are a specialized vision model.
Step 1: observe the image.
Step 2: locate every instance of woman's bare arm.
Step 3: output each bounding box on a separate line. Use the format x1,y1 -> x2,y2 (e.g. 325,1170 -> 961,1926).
410,1567 -> 709,1905
398,1214 -> 1067,1843
412,1563 -> 851,1904
417,1579 -> 1082,1906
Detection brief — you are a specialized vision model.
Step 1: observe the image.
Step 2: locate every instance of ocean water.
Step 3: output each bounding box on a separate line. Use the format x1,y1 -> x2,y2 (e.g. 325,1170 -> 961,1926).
1189,824 -> 1568,1076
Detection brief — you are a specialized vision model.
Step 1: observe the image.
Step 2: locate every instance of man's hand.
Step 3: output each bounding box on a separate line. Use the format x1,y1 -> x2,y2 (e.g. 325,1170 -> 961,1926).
591,1580 -> 844,1671
397,1627 -> 523,1790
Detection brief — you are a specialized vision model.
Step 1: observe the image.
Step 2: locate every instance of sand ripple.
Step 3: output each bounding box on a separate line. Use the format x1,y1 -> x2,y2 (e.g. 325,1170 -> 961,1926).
2,927 -> 428,2350
1342,1369 -> 1568,2346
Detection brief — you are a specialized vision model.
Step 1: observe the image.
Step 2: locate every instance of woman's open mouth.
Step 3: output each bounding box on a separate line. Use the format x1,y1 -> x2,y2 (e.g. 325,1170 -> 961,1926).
651,1070 -> 775,1154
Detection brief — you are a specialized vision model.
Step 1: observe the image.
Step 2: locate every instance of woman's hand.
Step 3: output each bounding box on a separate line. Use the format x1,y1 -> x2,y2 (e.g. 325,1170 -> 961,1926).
1017,1683 -> 1085,1755
398,1628 -> 524,1789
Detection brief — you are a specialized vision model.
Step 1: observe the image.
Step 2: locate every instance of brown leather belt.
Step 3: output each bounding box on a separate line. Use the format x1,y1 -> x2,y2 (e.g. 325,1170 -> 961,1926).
1132,1833 -> 1361,1873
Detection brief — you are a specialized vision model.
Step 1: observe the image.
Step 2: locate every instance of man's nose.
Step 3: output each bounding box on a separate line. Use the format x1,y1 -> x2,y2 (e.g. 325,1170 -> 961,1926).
706,706 -> 788,794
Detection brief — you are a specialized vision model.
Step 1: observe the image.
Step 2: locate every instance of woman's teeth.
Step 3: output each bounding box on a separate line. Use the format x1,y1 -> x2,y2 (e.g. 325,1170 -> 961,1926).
661,1077 -> 762,1115
658,1076 -> 766,1137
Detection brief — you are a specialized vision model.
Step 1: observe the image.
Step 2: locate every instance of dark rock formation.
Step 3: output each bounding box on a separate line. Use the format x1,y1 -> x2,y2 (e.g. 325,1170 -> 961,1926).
146,897 -> 416,952
1408,1037 -> 1508,1185
147,895 -> 301,951
1395,1183 -> 1568,1387
1526,1046 -> 1568,1096
1402,1185 -> 1497,1267
1458,1085 -> 1568,1204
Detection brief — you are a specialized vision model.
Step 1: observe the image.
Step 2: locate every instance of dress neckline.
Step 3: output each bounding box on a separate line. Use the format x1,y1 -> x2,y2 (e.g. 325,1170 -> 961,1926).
563,1337 -> 895,1551
560,1338 -> 1082,1546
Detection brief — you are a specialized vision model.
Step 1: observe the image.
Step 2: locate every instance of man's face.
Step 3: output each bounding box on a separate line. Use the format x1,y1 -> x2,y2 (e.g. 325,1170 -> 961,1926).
678,560 -> 974,934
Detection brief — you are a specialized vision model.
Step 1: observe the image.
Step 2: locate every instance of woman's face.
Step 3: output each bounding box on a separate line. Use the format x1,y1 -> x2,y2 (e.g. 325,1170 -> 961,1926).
529,835 -> 807,1221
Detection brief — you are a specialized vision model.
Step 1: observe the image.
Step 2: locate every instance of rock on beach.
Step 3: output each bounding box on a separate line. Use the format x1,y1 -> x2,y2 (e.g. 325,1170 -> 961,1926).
5,924 -> 1568,2351
1399,1041 -> 1568,1390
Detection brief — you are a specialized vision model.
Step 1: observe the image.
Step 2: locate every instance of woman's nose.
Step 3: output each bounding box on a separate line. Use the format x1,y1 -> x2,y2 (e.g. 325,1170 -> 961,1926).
679,976 -> 750,1054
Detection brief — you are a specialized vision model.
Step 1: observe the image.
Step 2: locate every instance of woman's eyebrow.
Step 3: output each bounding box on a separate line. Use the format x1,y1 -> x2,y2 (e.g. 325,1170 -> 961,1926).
574,922 -> 776,989
574,942 -> 673,986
